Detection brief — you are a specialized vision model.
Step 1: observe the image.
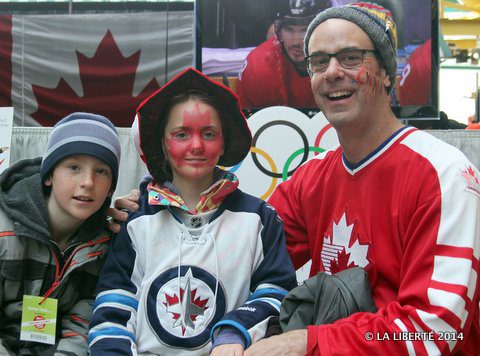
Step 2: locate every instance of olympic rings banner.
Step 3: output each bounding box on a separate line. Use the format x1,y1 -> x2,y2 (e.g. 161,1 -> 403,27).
229,106 -> 339,200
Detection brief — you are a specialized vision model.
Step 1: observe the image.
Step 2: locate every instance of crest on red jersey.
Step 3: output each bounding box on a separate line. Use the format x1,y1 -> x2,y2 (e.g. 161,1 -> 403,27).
460,165 -> 480,198
322,212 -> 371,274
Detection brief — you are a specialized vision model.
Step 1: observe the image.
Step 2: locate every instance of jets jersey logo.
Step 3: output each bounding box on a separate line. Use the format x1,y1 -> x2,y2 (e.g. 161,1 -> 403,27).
147,266 -> 226,348
322,212 -> 370,274
460,165 -> 480,198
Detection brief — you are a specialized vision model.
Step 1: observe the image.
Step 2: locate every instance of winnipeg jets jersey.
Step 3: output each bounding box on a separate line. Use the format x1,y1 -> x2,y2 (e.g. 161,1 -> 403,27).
89,187 -> 297,355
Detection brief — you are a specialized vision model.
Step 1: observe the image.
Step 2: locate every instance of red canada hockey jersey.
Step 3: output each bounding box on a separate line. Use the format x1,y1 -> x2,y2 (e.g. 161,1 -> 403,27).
269,126 -> 480,355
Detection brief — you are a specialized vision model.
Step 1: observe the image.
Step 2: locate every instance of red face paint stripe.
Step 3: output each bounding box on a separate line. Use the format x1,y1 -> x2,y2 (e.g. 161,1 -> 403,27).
183,102 -> 212,127
355,67 -> 367,85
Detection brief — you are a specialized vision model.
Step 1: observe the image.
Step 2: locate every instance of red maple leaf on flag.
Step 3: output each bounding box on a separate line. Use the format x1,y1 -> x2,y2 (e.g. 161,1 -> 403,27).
31,30 -> 160,127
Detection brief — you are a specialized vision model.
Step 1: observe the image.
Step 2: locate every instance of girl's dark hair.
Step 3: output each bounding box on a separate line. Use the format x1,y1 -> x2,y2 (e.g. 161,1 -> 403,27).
159,89 -> 232,182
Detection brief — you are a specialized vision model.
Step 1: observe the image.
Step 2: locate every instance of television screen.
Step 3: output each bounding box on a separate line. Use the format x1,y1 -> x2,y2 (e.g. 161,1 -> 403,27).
196,0 -> 439,120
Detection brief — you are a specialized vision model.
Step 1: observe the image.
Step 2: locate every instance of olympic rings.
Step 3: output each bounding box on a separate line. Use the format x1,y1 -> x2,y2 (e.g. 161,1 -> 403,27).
220,112 -> 334,200
314,123 -> 333,156
251,120 -> 309,178
250,146 -> 278,200
282,146 -> 325,181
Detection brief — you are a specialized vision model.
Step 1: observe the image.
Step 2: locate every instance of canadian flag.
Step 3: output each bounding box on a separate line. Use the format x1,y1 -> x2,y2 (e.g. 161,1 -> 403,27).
0,12 -> 193,127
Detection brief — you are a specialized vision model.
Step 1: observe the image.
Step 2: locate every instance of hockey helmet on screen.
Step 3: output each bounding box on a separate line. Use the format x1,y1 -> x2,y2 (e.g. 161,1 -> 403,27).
275,0 -> 330,35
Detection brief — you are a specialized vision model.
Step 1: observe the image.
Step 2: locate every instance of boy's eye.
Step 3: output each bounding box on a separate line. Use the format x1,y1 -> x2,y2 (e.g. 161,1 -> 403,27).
96,168 -> 110,176
67,164 -> 80,171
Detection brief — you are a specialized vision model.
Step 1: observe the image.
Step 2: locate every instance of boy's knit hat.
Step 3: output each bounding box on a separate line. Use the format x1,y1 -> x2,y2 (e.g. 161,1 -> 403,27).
304,2 -> 398,93
41,112 -> 121,189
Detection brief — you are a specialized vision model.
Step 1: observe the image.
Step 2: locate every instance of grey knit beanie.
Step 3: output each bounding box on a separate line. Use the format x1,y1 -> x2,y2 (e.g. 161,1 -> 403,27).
41,112 -> 121,190
304,2 -> 398,93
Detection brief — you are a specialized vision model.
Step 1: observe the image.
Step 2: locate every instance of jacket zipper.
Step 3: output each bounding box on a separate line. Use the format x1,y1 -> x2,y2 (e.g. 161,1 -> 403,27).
40,235 -> 110,304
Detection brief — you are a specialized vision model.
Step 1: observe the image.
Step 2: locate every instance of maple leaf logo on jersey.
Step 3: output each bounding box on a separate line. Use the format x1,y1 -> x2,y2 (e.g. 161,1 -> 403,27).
460,165 -> 480,197
322,212 -> 370,274
163,269 -> 209,336
31,30 -> 160,127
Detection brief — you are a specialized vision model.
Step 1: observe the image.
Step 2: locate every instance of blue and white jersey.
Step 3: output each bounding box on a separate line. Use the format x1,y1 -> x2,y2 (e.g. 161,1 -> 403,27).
89,187 -> 297,355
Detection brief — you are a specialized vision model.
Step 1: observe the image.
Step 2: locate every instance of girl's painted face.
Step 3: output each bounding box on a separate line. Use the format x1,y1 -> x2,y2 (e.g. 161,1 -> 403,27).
163,99 -> 224,182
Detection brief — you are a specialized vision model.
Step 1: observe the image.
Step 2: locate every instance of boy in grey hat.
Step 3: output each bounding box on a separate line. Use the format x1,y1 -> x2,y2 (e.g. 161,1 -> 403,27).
0,112 -> 121,355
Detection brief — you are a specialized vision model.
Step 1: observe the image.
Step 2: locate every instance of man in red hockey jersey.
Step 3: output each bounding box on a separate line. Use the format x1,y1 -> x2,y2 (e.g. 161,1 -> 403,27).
236,0 -> 330,109
247,2 -> 480,355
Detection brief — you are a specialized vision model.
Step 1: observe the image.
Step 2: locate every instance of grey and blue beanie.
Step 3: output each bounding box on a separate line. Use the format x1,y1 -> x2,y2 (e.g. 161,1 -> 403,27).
41,112 -> 121,190
304,2 -> 398,93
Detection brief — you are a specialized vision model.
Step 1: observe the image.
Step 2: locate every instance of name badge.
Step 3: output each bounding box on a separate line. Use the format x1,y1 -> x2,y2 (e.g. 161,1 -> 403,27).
20,295 -> 58,345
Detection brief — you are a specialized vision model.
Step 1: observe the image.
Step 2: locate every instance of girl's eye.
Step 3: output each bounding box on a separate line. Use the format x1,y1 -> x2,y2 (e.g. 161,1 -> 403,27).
68,164 -> 80,171
203,131 -> 217,139
174,132 -> 188,140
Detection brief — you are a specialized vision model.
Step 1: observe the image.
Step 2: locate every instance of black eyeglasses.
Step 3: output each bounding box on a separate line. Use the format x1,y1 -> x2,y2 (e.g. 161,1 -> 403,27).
305,49 -> 377,75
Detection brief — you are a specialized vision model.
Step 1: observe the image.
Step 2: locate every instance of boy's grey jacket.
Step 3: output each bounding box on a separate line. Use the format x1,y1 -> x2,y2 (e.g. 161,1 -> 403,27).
0,157 -> 111,356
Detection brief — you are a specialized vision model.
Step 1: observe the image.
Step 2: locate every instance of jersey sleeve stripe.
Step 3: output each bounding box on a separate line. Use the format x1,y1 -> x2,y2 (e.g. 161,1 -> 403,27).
246,297 -> 281,310
94,293 -> 139,310
409,317 -> 442,355
427,288 -> 468,327
416,309 -> 457,351
248,288 -> 288,300
431,255 -> 477,301
393,318 -> 415,356
429,280 -> 471,307
435,244 -> 477,260
88,326 -> 136,345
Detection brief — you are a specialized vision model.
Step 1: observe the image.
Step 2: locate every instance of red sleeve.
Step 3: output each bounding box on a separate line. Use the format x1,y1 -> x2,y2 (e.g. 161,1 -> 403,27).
236,55 -> 259,109
236,38 -> 285,109
398,39 -> 431,106
268,164 -> 311,270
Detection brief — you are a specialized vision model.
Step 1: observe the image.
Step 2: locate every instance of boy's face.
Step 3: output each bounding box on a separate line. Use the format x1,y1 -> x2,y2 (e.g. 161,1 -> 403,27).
44,155 -> 113,225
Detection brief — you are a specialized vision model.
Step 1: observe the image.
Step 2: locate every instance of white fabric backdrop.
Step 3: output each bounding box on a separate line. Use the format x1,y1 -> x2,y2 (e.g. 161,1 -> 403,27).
9,127 -> 480,200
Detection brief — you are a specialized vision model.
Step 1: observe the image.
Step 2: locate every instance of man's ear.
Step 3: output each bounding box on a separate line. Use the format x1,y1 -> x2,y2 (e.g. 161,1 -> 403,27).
381,67 -> 391,90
